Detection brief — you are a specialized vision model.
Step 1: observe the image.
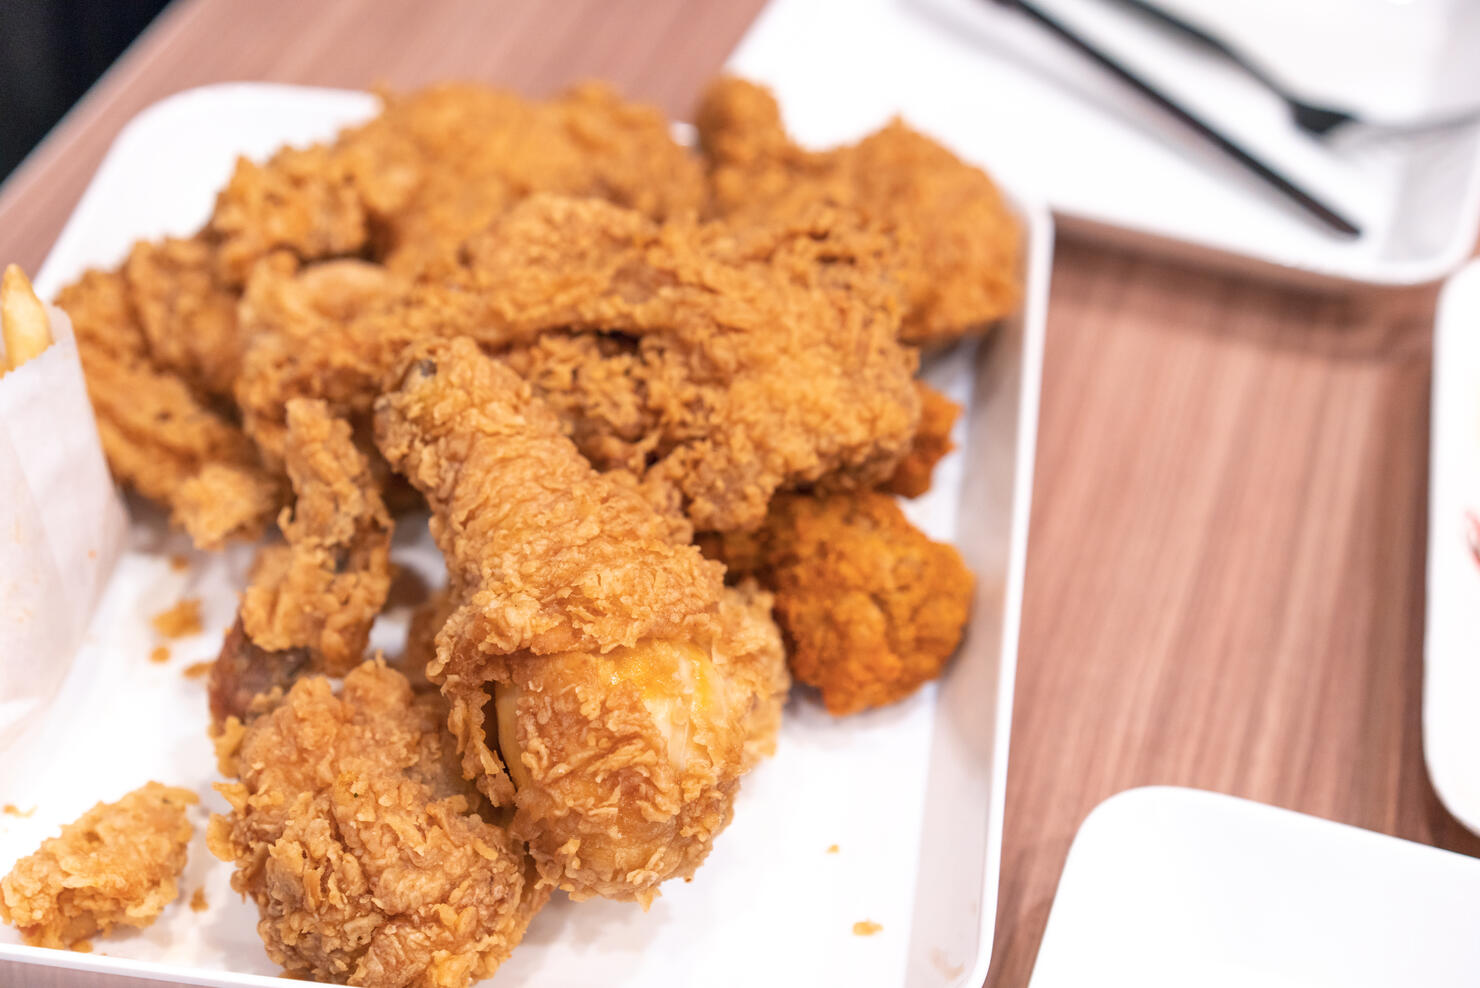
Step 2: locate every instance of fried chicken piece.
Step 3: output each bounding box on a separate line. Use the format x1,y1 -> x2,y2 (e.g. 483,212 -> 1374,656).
245,194 -> 919,533
208,81 -> 704,282
209,661 -> 545,988
122,235 -> 242,396
239,399 -> 392,674
697,76 -> 1021,347
712,491 -> 973,716
0,782 -> 196,949
884,382 -> 962,498
374,338 -> 789,904
55,269 -> 281,547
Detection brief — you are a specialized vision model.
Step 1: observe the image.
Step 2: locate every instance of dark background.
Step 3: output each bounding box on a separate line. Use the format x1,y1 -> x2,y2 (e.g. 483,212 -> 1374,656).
0,0 -> 172,181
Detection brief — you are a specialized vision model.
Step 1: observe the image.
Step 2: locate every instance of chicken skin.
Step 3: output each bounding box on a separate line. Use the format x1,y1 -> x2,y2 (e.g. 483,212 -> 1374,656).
711,491 -> 973,716
697,76 -> 1021,347
374,337 -> 789,904
209,661 -> 544,988
1,783 -> 196,949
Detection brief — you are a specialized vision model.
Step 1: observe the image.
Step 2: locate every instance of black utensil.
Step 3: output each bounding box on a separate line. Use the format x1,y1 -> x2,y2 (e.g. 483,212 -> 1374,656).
990,0 -> 1362,237
1102,0 -> 1480,137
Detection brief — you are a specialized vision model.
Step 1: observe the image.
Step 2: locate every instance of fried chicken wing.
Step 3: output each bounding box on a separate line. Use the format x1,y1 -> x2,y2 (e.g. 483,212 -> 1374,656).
374,337 -> 788,903
712,491 -> 973,716
0,782 -> 196,949
56,269 -> 281,547
240,398 -> 393,674
697,76 -> 1021,347
209,661 -> 544,988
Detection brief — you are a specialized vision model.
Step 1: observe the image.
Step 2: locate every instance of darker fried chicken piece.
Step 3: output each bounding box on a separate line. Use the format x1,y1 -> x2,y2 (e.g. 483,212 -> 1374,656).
239,398 -> 392,674
884,382 -> 962,498
0,783 -> 196,949
55,268 -> 281,547
244,194 -> 920,533
374,338 -> 789,904
209,661 -> 545,988
697,76 -> 1021,347
711,491 -> 973,716
207,620 -> 312,733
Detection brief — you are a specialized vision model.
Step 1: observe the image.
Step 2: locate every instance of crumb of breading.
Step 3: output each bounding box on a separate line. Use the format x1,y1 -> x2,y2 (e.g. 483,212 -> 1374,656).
3,805 -> 35,818
168,554 -> 189,571
826,844 -> 839,854
182,661 -> 214,680
151,599 -> 202,638
0,782 -> 197,949
72,939 -> 92,953
149,646 -> 170,664
189,888 -> 207,912
853,921 -> 883,936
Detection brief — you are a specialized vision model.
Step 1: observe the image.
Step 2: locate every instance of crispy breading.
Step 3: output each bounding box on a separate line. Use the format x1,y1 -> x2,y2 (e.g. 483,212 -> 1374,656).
208,81 -> 704,281
697,76 -> 1021,347
122,235 -> 242,396
712,491 -> 973,716
0,783 -> 196,949
244,195 -> 918,533
374,338 -> 788,903
209,662 -> 545,988
240,399 -> 392,674
884,382 -> 962,498
55,268 -> 281,547
207,619 -> 311,734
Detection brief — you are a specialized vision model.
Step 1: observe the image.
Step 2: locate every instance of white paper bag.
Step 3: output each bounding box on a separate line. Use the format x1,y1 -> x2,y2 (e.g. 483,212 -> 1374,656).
0,307 -> 127,748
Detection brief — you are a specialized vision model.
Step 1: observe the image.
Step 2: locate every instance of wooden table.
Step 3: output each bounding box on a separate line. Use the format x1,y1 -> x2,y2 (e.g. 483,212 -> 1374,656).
1,1 -> 1474,984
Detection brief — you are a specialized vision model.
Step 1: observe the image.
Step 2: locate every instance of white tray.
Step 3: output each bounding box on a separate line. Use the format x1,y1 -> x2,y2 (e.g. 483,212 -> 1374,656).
0,83 -> 1051,988
1425,258 -> 1480,837
727,0 -> 1480,287
1029,787 -> 1480,987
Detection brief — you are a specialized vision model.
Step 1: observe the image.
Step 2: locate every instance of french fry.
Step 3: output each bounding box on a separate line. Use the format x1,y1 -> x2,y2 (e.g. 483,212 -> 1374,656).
1,264 -> 52,371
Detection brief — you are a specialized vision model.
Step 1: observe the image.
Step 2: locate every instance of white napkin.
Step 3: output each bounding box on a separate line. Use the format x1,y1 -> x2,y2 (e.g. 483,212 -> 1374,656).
0,307 -> 127,749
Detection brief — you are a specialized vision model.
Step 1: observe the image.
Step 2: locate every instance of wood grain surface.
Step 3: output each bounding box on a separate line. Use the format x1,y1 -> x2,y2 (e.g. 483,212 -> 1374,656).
0,2 -> 1473,986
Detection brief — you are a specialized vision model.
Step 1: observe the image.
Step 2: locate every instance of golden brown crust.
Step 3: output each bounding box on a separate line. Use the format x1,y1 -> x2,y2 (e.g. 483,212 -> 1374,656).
697,76 -> 1022,347
208,662 -> 544,988
0,783 -> 197,949
239,399 -> 392,674
375,338 -> 788,902
713,491 -> 973,715
884,382 -> 962,498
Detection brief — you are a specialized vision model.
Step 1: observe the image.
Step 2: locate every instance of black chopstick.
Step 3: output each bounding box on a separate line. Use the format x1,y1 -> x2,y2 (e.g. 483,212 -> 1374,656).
992,0 -> 1362,237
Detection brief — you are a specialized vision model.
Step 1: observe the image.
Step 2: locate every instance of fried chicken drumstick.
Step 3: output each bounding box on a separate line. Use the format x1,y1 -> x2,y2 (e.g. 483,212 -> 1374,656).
375,337 -> 789,905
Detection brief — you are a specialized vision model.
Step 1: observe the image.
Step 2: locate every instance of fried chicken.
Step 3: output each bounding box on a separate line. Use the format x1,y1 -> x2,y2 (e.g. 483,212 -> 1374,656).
207,619 -> 312,734
209,81 -> 705,282
374,337 -> 789,904
55,268 -> 281,547
239,398 -> 393,674
243,194 -> 920,533
0,782 -> 196,949
697,76 -> 1021,347
209,661 -> 544,988
711,490 -> 973,716
884,382 -> 962,498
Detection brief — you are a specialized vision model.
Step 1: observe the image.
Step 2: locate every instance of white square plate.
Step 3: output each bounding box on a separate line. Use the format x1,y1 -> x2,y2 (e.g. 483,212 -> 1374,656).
1424,258 -> 1480,837
1029,787 -> 1480,987
0,83 -> 1051,987
728,0 -> 1480,286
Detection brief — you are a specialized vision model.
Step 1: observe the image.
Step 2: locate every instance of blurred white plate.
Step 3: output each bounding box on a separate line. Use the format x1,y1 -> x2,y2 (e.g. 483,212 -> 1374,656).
728,0 -> 1480,286
0,83 -> 1051,987
1029,787 -> 1480,988
1425,258 -> 1480,837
